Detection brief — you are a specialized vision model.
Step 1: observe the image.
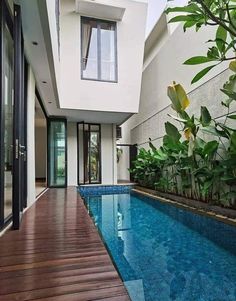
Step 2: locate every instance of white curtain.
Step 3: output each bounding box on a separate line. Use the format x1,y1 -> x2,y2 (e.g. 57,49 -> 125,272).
82,23 -> 92,70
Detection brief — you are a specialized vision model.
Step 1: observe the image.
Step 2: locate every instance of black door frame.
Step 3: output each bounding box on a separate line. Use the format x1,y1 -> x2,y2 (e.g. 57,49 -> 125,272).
22,58 -> 28,210
12,3 -> 25,230
0,1 -> 26,230
77,122 -> 102,185
0,0 -> 13,229
47,117 -> 68,188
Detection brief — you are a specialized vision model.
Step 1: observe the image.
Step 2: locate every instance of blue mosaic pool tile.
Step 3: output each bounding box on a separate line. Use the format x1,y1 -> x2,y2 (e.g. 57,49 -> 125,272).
83,190 -> 236,301
78,185 -> 133,197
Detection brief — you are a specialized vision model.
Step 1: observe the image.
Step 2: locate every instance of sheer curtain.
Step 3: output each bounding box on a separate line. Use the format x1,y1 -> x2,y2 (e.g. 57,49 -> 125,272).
82,22 -> 92,70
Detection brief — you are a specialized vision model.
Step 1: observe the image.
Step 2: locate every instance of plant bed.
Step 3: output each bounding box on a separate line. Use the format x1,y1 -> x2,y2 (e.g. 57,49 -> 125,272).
134,185 -> 236,226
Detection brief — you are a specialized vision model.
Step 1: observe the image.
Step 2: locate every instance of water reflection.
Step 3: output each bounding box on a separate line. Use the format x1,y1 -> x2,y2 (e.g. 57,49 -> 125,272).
85,192 -> 236,301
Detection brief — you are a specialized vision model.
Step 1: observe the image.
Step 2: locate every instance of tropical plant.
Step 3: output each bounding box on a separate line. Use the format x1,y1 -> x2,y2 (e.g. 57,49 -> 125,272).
130,0 -> 236,208
130,81 -> 236,208
166,0 -> 236,84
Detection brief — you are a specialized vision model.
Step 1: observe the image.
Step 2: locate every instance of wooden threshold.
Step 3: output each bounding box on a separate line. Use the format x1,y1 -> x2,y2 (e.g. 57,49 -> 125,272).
0,187 -> 130,301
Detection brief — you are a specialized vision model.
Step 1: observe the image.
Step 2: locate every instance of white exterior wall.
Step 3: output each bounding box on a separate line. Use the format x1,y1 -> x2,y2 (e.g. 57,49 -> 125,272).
59,0 -> 147,113
67,122 -> 78,186
45,0 -> 60,89
120,23 -> 235,149
27,67 -> 36,206
101,124 -> 117,185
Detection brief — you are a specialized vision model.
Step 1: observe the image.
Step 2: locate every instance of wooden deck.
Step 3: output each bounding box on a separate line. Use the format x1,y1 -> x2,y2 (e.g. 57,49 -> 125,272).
0,187 -> 130,301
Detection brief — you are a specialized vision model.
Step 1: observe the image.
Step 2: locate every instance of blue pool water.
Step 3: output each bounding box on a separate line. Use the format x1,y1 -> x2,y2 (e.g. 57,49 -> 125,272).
83,191 -> 236,301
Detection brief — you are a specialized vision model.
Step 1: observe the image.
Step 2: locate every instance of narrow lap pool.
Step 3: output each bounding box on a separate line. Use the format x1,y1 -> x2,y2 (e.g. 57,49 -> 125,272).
82,189 -> 236,301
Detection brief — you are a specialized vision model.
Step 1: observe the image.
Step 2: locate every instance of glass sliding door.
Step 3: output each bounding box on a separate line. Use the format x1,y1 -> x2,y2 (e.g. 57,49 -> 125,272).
12,4 -> 26,229
0,0 -> 14,228
89,125 -> 101,184
77,123 -> 101,185
0,2 -> 26,230
3,15 -> 14,222
48,119 -> 67,187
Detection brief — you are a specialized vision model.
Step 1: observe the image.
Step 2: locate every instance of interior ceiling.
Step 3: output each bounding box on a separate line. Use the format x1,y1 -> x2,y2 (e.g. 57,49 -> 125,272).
19,0 -> 132,125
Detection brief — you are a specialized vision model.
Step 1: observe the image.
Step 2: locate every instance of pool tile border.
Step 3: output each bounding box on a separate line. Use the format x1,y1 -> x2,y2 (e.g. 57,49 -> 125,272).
78,185 -> 134,196
132,188 -> 236,227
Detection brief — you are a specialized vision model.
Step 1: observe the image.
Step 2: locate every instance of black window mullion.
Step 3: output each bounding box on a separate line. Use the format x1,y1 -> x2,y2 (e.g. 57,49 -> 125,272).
89,124 -> 91,184
97,22 -> 101,80
0,0 -> 5,228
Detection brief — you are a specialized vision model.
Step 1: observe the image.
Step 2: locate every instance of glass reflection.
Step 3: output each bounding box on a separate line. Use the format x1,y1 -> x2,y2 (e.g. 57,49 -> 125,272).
86,193 -> 145,300
49,121 -> 66,187
81,17 -> 116,81
101,21 -> 116,81
4,23 -> 14,220
84,192 -> 236,301
81,19 -> 98,80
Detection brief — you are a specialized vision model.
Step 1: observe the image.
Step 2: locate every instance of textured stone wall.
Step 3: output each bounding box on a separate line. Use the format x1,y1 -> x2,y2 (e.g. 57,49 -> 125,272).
128,69 -> 236,149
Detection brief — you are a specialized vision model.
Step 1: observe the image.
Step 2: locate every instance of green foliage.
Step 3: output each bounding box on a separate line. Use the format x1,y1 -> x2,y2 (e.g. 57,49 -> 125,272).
191,65 -> 217,84
130,83 -> 236,208
130,0 -> 236,209
200,106 -> 211,126
166,0 -> 236,83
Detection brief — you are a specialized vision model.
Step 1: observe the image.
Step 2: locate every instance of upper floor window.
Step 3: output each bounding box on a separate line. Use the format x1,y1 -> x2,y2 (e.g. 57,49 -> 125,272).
81,17 -> 117,82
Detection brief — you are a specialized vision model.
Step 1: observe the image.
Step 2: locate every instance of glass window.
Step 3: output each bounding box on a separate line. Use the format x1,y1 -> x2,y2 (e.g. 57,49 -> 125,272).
77,123 -> 101,185
89,131 -> 100,184
49,120 -> 67,187
81,17 -> 117,82
4,23 -> 14,220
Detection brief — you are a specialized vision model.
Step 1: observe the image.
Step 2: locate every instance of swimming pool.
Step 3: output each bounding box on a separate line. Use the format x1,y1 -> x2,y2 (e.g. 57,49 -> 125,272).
82,190 -> 236,301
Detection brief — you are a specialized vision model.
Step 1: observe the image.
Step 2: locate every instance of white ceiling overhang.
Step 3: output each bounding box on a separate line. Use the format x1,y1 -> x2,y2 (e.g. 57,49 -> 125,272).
75,0 -> 126,21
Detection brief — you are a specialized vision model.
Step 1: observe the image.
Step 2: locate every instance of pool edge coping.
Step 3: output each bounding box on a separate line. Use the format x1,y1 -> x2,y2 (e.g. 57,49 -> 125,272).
132,188 -> 236,227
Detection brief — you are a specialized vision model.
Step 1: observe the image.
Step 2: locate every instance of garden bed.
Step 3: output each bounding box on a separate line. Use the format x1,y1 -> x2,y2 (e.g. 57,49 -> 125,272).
134,186 -> 236,226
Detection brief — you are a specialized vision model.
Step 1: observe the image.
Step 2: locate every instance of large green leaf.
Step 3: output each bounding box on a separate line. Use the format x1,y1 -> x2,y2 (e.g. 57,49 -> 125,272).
202,141 -> 219,157
202,126 -> 229,139
149,139 -> 157,152
230,132 -> 236,154
202,179 -> 214,196
179,110 -> 190,120
168,15 -> 200,23
221,98 -> 234,108
184,56 -> 214,65
165,122 -> 181,142
165,4 -> 201,14
220,88 -> 236,100
183,21 -> 196,32
191,65 -> 216,84
227,114 -> 236,120
216,26 -> 227,53
195,137 -> 206,149
200,106 -> 211,127
153,149 -> 168,161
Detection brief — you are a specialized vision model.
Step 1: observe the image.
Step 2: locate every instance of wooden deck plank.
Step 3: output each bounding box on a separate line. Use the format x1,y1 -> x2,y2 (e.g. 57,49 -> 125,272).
0,187 -> 130,301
